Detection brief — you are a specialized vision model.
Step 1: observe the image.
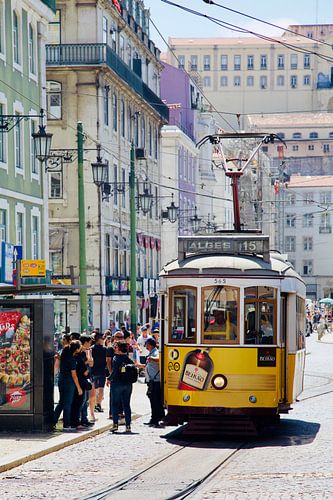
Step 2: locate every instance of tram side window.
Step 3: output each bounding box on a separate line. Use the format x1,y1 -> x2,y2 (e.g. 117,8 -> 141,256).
202,286 -> 239,344
296,296 -> 305,349
244,287 -> 276,344
170,287 -> 196,342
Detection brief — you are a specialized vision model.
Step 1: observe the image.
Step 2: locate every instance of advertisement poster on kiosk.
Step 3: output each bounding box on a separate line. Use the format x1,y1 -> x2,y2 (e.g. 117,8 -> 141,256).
0,307 -> 32,412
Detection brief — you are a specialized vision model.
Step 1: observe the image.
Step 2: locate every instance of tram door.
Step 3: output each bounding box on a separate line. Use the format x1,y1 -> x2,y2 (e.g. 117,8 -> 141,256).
280,294 -> 287,402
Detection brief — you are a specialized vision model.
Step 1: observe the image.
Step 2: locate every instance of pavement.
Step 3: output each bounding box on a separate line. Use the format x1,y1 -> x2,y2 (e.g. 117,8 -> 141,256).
317,330 -> 333,343
0,377 -> 150,473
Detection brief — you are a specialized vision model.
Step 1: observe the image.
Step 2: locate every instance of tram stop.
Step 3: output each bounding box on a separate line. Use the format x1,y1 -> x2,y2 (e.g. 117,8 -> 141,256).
0,299 -> 55,432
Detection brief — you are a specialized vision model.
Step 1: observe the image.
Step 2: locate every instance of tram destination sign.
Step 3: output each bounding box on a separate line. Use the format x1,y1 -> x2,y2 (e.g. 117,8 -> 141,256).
178,235 -> 270,262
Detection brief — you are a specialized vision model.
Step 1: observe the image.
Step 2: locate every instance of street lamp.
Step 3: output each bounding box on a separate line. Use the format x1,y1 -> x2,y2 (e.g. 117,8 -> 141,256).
91,145 -> 109,187
190,206 -> 202,233
139,186 -> 154,214
166,194 -> 179,223
32,124 -> 53,163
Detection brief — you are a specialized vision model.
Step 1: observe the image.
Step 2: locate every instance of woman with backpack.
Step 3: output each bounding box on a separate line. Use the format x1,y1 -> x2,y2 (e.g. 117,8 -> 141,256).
109,341 -> 137,433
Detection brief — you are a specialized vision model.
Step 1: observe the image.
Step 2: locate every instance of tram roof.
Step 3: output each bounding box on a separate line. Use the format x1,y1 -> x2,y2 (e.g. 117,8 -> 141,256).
160,252 -> 301,279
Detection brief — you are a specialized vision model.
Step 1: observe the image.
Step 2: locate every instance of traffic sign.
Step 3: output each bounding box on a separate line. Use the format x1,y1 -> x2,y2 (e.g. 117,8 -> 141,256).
1,242 -> 14,284
13,245 -> 23,261
20,259 -> 46,277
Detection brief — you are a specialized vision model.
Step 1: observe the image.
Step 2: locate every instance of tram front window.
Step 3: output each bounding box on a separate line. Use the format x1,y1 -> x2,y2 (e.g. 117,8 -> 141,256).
244,287 -> 276,344
202,286 -> 239,344
170,287 -> 196,342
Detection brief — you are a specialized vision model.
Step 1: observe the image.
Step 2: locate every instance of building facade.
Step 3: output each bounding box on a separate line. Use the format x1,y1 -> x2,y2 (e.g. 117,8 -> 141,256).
166,25 -> 333,130
46,0 -> 168,331
0,0 -> 55,282
284,175 -> 333,299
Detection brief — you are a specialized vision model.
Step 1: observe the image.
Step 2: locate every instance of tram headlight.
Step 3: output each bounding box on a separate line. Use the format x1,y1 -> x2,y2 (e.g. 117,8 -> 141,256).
211,374 -> 227,390
183,394 -> 191,402
249,395 -> 257,403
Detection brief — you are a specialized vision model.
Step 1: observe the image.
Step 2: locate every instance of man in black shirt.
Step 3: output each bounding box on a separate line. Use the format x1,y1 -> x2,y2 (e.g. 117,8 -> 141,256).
91,333 -> 107,412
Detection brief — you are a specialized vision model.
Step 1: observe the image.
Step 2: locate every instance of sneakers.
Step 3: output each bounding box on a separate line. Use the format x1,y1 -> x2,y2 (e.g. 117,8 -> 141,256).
144,421 -> 153,426
125,425 -> 131,433
110,423 -> 118,433
95,404 -> 104,413
62,427 -> 77,432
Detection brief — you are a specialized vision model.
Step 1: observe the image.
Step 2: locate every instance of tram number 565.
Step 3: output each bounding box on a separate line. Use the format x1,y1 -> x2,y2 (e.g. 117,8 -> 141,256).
214,278 -> 226,285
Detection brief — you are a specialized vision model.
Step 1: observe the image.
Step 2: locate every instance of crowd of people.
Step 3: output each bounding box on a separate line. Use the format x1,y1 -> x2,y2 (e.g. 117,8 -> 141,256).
53,322 -> 164,433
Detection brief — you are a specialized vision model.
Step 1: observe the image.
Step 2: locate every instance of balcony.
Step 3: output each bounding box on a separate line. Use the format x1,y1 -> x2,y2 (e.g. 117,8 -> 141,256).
46,43 -> 169,121
319,226 -> 332,233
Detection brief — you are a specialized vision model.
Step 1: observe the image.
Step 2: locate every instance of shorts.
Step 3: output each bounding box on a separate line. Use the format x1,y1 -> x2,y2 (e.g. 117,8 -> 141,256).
92,375 -> 106,388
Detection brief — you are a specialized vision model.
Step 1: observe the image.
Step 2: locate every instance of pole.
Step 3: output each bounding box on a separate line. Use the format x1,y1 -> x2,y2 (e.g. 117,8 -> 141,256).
77,121 -> 88,331
130,143 -> 137,334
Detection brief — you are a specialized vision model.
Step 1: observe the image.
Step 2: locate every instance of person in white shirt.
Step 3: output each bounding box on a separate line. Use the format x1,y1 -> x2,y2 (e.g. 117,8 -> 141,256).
136,326 -> 151,364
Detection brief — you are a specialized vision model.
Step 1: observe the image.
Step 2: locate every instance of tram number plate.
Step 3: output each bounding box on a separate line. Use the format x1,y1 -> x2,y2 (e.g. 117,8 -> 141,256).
213,278 -> 226,285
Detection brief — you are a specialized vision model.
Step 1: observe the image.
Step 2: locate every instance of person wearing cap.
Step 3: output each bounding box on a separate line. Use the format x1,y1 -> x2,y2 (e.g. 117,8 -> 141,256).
152,328 -> 160,346
143,338 -> 165,428
136,326 -> 151,365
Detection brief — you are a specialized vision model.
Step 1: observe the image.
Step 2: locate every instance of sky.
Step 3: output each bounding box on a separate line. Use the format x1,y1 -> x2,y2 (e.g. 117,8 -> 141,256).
143,0 -> 332,51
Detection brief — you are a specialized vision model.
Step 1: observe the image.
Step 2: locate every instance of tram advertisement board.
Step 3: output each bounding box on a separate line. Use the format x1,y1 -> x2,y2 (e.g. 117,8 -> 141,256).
0,307 -> 32,412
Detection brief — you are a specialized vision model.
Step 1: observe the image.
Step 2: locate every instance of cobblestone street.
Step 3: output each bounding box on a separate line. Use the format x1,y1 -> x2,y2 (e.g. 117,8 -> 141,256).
1,334 -> 333,499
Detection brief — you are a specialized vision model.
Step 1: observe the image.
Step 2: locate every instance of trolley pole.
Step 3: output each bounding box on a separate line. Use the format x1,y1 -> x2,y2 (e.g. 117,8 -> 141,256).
77,121 -> 88,331
130,143 -> 137,334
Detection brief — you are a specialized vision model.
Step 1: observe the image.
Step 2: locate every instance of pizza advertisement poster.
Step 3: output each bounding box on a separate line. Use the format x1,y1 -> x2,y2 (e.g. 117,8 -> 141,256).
0,307 -> 32,412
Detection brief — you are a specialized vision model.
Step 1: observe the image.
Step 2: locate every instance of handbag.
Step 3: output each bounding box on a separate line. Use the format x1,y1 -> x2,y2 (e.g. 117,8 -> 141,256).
82,377 -> 93,391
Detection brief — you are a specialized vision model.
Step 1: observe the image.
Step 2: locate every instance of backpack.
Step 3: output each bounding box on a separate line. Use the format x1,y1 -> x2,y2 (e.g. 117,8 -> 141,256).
118,362 -> 138,384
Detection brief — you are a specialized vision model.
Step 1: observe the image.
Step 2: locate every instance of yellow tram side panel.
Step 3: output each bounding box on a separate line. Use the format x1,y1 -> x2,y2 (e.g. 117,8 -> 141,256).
164,346 -> 304,410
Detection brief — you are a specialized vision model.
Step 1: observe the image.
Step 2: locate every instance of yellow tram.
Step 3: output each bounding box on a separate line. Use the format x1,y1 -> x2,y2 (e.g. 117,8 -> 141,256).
160,233 -> 306,428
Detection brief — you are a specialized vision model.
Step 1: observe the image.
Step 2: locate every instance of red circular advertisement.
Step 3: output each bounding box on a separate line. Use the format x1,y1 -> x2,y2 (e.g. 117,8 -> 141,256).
6,388 -> 27,408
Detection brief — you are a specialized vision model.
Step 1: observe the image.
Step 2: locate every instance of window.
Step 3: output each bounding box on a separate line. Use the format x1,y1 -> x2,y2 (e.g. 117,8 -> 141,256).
309,132 -> 318,139
113,235 -> 119,276
220,76 -> 228,87
304,75 -> 311,86
320,191 -> 331,204
148,123 -> 152,156
220,55 -> 228,70
49,170 -> 62,198
303,192 -> 313,204
324,144 -> 330,153
260,75 -> 267,89
47,9 -> 61,44
121,168 -> 126,208
286,193 -> 296,205
290,75 -> 297,88
260,54 -> 267,69
234,55 -> 241,70
296,296 -> 305,349
0,208 -> 7,243
277,132 -> 285,140
304,54 -> 310,69
286,213 -> 296,227
0,103 -> 6,163
202,286 -> 239,344
247,76 -> 254,87
0,0 -> 5,56
30,121 -> 38,175
290,54 -> 298,69
16,211 -> 24,249
329,132 -> 333,139
247,55 -> 254,69
303,237 -> 313,251
112,93 -> 117,131
277,54 -> 284,69
154,127 -> 158,160
103,86 -> 109,126
14,113 -> 23,170
178,55 -> 185,69
119,35 -> 124,60
121,238 -> 127,276
308,144 -> 314,151
320,212 -> 331,233
292,132 -> 302,139
190,55 -> 197,70
13,11 -> 20,64
244,286 -> 276,345
303,213 -> 313,227
46,81 -> 62,120
303,260 -> 313,275
32,214 -> 40,259
102,16 -> 108,44
292,145 -> 299,151
203,76 -> 211,87
169,286 -> 196,343
277,75 -> 284,86
285,236 -> 296,252
203,55 -> 210,70
155,186 -> 158,218
28,24 -> 36,74
113,165 -> 118,205
234,76 -> 241,87
120,99 -> 125,137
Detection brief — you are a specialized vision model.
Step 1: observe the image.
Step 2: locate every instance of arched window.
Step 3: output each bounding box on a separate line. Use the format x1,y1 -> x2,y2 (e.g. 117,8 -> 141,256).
46,81 -> 62,119
329,132 -> 333,139
277,132 -> 285,140
309,131 -> 318,139
28,23 -> 36,74
292,132 -> 302,139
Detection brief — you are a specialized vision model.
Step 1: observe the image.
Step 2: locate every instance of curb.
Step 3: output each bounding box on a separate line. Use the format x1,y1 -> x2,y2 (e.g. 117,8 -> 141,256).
0,414 -> 142,474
